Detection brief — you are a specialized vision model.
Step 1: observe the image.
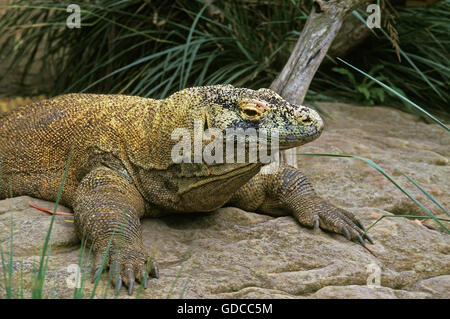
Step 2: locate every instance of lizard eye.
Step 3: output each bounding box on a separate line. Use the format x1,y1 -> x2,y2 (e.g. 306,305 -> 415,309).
238,99 -> 269,121
243,109 -> 259,117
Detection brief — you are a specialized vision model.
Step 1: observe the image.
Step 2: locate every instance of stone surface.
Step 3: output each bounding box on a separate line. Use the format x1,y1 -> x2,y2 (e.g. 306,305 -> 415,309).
0,102 -> 448,299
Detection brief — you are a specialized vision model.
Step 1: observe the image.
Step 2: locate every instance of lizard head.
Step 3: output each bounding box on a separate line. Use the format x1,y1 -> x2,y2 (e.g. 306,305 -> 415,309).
195,84 -> 324,150
156,85 -> 324,209
165,84 -> 323,167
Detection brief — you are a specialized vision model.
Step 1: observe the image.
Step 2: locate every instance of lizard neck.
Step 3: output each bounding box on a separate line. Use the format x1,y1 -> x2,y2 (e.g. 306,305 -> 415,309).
124,95 -> 206,170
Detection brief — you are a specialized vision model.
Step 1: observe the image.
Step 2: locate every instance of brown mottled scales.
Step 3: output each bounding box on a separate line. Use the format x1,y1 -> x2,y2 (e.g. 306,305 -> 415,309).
0,85 -> 372,295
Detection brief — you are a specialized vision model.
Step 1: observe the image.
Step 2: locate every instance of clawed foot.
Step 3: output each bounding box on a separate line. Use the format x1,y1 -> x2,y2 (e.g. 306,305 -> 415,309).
91,243 -> 159,296
293,202 -> 373,246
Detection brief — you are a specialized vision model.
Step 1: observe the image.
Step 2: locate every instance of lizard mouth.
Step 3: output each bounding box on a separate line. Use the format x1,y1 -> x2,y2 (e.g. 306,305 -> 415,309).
278,125 -> 323,150
279,107 -> 324,149
287,112 -> 324,148
283,131 -> 321,144
220,124 -> 323,152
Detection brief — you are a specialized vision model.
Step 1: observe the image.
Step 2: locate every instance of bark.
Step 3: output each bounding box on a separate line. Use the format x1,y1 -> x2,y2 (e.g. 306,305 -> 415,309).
270,0 -> 372,165
327,13 -> 372,60
325,0 -> 443,61
271,0 -> 441,107
270,0 -> 372,105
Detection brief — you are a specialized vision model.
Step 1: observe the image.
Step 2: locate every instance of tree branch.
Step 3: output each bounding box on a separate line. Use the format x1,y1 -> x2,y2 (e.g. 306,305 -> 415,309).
271,0 -> 372,105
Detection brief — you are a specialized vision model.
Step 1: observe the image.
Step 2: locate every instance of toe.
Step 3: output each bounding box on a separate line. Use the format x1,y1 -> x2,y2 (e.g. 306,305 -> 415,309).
119,265 -> 136,295
91,251 -> 111,283
338,208 -> 366,231
363,232 -> 374,245
114,276 -> 122,295
316,207 -> 370,247
149,261 -> 159,279
92,267 -> 103,283
341,225 -> 351,241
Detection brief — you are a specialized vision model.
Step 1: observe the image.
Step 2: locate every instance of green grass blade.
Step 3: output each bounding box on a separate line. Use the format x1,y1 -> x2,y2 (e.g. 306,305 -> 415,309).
178,275 -> 191,299
398,170 -> 449,217
166,231 -> 197,299
0,244 -> 9,298
337,58 -> 449,132
377,28 -> 446,102
76,238 -> 94,299
298,153 -> 449,233
135,250 -> 157,299
89,233 -> 114,299
180,2 -> 209,90
364,214 -> 450,235
19,258 -> 24,298
32,146 -> 74,298
7,208 -> 13,298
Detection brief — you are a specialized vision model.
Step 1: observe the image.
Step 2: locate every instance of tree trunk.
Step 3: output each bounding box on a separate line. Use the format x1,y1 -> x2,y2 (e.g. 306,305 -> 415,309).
327,13 -> 372,60
270,0 -> 372,165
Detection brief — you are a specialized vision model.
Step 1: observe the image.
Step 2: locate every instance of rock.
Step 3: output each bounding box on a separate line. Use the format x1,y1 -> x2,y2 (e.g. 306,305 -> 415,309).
0,103 -> 448,298
411,275 -> 450,298
311,285 -> 430,299
0,196 -> 77,256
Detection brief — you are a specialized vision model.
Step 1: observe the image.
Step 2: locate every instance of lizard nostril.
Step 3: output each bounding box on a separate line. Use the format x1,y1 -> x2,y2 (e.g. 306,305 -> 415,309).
297,116 -> 313,125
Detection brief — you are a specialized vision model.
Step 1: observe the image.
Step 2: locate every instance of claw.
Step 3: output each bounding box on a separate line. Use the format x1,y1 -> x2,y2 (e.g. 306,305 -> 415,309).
128,280 -> 134,295
92,267 -> 102,283
364,233 -> 374,245
356,219 -> 366,230
150,263 -> 159,279
356,234 -> 365,247
114,276 -> 122,295
128,270 -> 135,295
141,269 -> 149,289
313,217 -> 320,230
342,226 -> 351,241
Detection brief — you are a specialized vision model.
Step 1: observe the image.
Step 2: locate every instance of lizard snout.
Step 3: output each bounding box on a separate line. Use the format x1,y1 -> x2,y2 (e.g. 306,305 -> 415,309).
294,107 -> 324,134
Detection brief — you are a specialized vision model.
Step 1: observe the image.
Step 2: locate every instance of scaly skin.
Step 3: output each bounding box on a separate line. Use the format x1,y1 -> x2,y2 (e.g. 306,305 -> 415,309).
0,85 -> 371,295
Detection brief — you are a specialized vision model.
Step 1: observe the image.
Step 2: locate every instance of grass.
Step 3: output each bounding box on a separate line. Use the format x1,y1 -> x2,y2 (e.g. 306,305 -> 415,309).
0,0 -> 448,119
0,147 -> 447,298
0,0 -> 305,98
166,231 -> 197,299
72,238 -> 93,299
0,146 -> 72,298
30,146 -> 73,298
298,153 -> 449,233
0,0 -> 448,299
0,146 -> 129,299
0,147 -> 190,299
337,57 -> 449,131
311,1 -> 450,116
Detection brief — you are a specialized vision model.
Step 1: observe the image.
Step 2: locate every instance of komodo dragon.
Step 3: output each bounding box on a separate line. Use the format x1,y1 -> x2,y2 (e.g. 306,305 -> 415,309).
0,85 -> 372,295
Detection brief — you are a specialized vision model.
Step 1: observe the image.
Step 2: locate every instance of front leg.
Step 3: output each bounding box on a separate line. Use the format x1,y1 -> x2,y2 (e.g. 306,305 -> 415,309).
228,164 -> 373,246
74,166 -> 158,295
